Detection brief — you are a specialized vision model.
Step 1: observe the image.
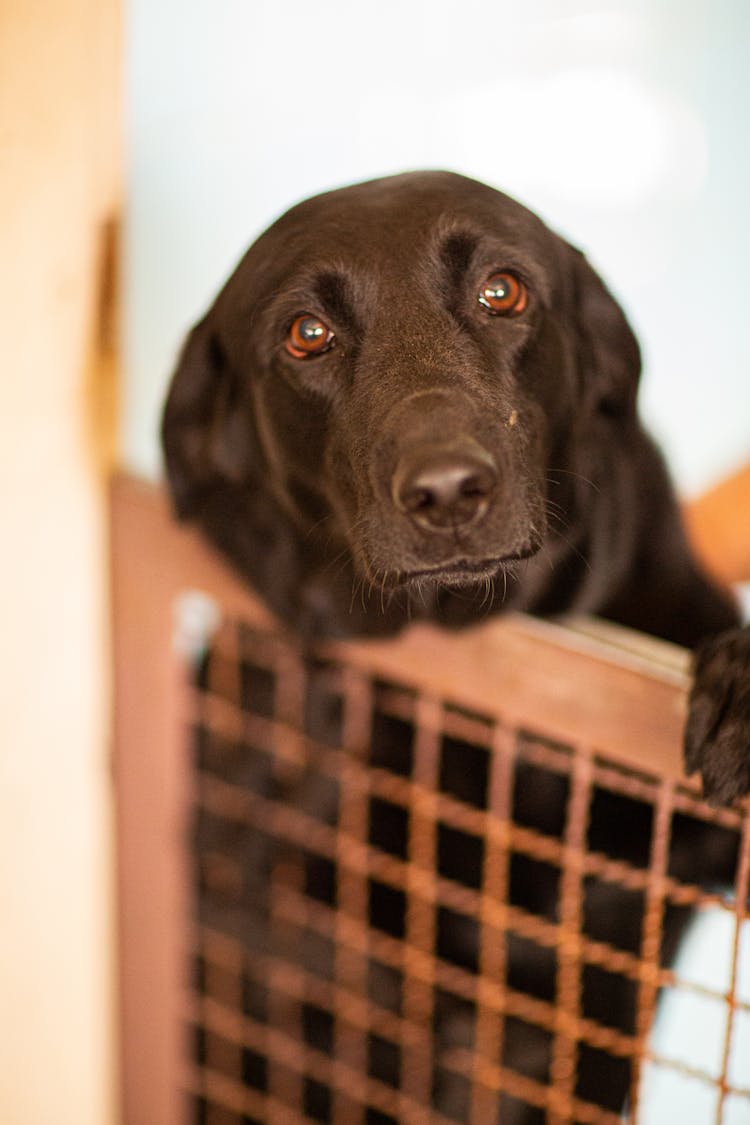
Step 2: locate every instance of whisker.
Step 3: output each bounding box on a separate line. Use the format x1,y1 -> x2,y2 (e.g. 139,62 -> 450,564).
480,574 -> 495,613
302,512 -> 335,542
323,544 -> 354,579
349,574 -> 362,616
547,468 -> 601,495
538,539 -> 556,574
540,518 -> 591,575
545,498 -> 568,520
380,569 -> 390,616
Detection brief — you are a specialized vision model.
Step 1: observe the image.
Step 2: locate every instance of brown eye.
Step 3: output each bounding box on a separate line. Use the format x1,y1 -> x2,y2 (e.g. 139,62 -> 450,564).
285,314 -> 335,358
478,271 -> 528,316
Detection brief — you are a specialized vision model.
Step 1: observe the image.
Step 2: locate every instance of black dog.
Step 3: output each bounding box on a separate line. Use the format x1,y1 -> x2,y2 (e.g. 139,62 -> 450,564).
163,172 -> 750,1123
162,169 -> 749,806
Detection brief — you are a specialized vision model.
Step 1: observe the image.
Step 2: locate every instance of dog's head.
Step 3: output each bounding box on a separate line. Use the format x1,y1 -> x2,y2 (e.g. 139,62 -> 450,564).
162,171 -> 641,632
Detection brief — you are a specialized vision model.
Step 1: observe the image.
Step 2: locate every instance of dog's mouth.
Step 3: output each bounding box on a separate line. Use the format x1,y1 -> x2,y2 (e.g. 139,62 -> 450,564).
395,545 -> 540,589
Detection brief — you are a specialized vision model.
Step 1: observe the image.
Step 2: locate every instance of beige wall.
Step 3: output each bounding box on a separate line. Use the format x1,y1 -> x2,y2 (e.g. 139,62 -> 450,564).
0,2 -> 119,1122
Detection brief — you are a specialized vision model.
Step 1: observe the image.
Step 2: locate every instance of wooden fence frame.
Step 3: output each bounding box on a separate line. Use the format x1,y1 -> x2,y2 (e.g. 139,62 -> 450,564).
111,471 -> 697,1125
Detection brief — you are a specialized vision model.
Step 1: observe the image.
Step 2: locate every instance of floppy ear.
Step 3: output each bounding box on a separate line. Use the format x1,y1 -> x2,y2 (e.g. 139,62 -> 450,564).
161,316 -> 255,517
569,247 -> 642,416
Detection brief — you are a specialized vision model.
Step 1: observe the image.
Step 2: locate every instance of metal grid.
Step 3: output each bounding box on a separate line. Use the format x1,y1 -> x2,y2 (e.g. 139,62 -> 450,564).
184,620 -> 750,1125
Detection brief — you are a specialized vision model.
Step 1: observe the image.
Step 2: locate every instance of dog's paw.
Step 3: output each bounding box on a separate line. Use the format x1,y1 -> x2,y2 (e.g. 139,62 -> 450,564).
685,627 -> 750,806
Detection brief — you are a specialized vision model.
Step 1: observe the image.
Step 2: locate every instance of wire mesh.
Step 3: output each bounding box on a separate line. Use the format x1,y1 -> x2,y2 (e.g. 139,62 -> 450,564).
184,619 -> 750,1125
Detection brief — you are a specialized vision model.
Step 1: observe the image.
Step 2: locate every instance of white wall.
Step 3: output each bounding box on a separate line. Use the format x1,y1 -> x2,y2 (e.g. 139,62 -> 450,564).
125,0 -> 749,496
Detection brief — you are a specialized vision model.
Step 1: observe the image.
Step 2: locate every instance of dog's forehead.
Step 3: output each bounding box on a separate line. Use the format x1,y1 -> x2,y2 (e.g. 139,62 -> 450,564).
247,172 -> 553,279
214,173 -> 565,336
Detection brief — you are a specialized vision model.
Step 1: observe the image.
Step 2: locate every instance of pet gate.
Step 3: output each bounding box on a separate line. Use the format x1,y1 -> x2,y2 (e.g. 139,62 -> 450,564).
112,475 -> 750,1125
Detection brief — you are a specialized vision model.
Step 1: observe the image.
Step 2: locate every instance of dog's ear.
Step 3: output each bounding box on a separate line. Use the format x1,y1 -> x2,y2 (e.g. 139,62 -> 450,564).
568,247 -> 642,416
161,316 -> 255,517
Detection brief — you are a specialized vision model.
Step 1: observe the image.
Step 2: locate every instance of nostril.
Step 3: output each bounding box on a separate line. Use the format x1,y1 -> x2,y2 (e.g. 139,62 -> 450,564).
460,473 -> 490,499
410,487 -> 435,513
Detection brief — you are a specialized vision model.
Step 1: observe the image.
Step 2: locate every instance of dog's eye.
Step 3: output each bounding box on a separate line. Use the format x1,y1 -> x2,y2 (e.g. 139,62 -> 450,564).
478,271 -> 528,316
285,314 -> 335,358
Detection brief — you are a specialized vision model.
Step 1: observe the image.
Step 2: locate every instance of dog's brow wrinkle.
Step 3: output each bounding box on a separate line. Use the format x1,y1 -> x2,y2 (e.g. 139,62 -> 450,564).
314,271 -> 359,334
440,231 -> 477,283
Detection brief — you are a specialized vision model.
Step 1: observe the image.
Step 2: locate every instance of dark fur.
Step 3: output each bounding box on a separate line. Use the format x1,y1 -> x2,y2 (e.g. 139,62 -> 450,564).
162,170 -> 748,805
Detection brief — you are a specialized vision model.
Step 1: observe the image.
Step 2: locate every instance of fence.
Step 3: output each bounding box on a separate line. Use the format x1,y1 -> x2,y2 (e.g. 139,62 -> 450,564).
111,474 -> 750,1125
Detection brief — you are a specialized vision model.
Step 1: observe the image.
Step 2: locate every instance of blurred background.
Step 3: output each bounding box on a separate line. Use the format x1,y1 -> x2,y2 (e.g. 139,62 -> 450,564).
2,1 -> 748,1122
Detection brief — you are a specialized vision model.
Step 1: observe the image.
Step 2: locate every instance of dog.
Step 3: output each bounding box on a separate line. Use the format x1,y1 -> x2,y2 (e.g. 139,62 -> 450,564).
162,171 -> 750,1120
162,169 -> 748,806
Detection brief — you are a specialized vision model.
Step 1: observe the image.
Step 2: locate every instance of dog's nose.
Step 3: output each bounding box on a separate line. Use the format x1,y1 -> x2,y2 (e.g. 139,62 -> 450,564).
393,450 -> 498,530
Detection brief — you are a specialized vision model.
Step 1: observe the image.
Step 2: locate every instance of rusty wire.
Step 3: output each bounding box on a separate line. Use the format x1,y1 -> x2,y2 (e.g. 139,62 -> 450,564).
187,621 -> 750,1124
